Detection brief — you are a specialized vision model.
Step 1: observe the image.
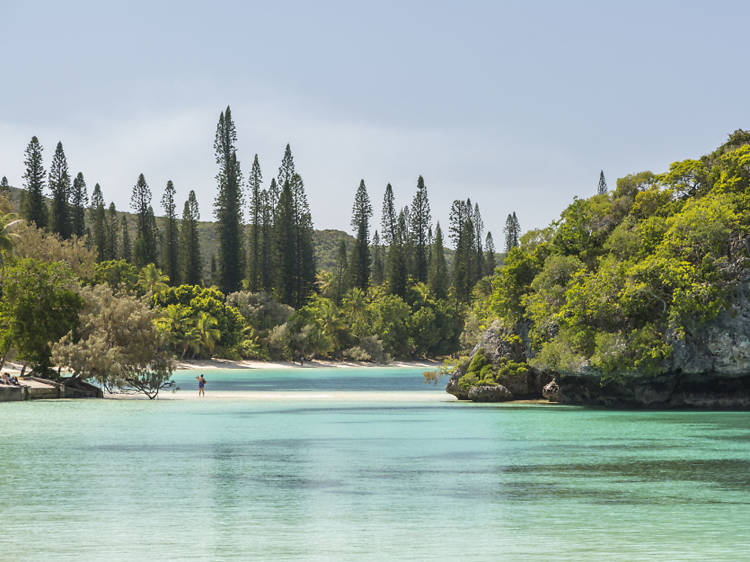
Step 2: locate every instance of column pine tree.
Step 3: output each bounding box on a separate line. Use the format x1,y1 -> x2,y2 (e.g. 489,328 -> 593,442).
70,172 -> 88,238
409,175 -> 431,282
89,183 -> 106,261
349,179 -> 372,290
48,141 -> 71,238
213,106 -> 244,293
161,180 -> 179,284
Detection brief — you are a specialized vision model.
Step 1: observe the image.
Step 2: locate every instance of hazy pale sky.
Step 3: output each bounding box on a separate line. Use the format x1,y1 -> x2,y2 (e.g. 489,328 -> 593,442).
1,0 -> 748,245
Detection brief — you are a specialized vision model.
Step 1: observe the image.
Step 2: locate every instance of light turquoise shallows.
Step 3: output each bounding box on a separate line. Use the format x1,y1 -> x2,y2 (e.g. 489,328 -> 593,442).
2,368 -> 750,561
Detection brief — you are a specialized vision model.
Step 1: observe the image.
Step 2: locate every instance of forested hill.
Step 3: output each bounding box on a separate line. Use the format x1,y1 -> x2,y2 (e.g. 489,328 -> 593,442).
4,185 -> 356,276
3,186 -> 460,277
448,129 -> 750,407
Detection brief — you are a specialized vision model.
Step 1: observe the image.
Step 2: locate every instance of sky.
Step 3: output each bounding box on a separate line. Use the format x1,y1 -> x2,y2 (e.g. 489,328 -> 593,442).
1,0 -> 749,247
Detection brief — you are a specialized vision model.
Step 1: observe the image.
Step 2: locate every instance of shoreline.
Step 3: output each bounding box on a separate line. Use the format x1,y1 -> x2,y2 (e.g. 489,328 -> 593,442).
175,358 -> 442,370
106,390 -> 457,401
0,358 -> 441,376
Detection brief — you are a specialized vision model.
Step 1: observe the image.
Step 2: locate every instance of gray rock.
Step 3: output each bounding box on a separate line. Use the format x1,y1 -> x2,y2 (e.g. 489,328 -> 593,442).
445,376 -> 469,400
668,277 -> 750,377
468,384 -> 513,402
471,319 -> 526,364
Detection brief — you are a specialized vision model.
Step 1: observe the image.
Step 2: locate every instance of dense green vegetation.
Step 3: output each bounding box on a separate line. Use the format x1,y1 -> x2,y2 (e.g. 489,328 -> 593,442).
5,114 -> 747,401
0,106 -> 511,397
457,130 -> 750,387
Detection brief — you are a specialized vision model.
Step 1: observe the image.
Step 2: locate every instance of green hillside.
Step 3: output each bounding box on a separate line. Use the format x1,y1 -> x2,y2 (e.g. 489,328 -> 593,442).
3,185 -> 504,277
4,185 -> 355,276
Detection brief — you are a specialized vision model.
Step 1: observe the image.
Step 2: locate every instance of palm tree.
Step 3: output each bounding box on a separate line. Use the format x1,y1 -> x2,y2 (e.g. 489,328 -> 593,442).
191,312 -> 221,357
0,212 -> 22,266
137,263 -> 169,296
157,305 -> 196,358
315,270 -> 334,299
342,287 -> 369,337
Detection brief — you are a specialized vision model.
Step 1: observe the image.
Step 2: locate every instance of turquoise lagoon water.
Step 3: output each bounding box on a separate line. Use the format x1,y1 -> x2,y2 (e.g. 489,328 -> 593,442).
2,367 -> 750,561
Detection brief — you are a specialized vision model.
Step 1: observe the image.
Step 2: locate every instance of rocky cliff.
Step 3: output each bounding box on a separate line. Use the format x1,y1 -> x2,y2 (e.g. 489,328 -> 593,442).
447,278 -> 750,408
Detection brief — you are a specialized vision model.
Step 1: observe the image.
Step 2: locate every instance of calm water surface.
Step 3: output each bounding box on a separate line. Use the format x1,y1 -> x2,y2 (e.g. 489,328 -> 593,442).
2,367 -> 750,561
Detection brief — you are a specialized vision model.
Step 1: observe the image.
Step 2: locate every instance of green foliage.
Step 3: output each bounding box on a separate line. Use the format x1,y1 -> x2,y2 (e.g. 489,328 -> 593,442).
458,347 -> 529,391
160,180 -> 179,285
22,136 -> 48,229
131,173 -> 158,267
70,172 -> 88,238
180,190 -> 202,285
52,284 -> 175,399
483,139 -> 750,381
48,141 -> 71,239
94,260 -> 139,292
410,176 -> 431,282
152,284 -> 244,357
90,183 -> 107,261
0,258 -> 84,373
213,106 -> 245,293
349,179 -> 372,290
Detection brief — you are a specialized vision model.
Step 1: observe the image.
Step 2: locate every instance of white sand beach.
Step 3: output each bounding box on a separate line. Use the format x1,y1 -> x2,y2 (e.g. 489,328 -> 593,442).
108,389 -> 457,401
175,358 -> 442,370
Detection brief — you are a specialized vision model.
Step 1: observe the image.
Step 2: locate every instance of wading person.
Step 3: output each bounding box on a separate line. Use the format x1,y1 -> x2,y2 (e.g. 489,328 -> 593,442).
196,374 -> 206,397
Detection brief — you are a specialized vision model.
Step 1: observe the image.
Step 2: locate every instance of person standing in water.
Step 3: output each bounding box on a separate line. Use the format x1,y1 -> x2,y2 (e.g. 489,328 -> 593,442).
196,374 -> 206,397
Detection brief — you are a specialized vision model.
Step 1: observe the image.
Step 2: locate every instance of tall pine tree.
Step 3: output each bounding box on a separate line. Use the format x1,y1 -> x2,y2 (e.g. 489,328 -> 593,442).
428,222 -> 448,299
121,215 -> 132,262
371,230 -> 384,286
131,173 -> 157,267
247,154 -> 263,292
484,232 -> 496,276
70,172 -> 88,237
409,176 -> 431,282
213,106 -> 244,293
260,186 -> 274,292
332,239 -> 349,303
290,173 -> 316,306
107,203 -> 119,260
277,144 -> 295,196
273,181 -> 297,305
472,203 -> 484,282
48,141 -> 71,238
89,183 -> 106,261
381,183 -> 397,246
454,215 -> 476,302
22,136 -> 47,229
597,170 -> 608,194
180,190 -> 202,285
504,212 -> 520,252
349,179 -> 372,290
387,210 -> 409,298
161,180 -> 179,284
0,176 -> 9,195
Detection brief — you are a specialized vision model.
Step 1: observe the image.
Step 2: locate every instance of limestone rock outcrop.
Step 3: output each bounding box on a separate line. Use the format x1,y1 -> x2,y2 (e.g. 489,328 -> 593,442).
447,279 -> 750,407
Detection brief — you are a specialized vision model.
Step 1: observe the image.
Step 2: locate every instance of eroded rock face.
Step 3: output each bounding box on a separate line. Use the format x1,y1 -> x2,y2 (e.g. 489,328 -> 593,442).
468,384 -> 513,402
474,320 -> 526,364
556,373 -> 750,408
446,320 -> 551,402
669,279 -> 750,377
446,377 -> 469,400
447,278 -> 750,407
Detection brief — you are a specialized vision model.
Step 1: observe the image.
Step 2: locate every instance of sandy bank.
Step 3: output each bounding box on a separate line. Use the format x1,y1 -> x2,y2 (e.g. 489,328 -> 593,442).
107,390 -> 456,402
175,358 -> 441,370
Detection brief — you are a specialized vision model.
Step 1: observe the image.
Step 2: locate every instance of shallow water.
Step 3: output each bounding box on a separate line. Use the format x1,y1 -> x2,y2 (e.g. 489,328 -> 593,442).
2,368 -> 750,560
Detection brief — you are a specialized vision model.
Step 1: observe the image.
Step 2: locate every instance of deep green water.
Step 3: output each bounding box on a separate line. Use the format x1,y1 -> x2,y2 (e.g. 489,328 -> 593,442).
2,368 -> 750,561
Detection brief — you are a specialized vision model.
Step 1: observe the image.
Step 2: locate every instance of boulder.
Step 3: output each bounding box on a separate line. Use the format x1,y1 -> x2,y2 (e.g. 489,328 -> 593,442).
446,376 -> 469,400
472,320 -> 526,364
467,384 -> 513,402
